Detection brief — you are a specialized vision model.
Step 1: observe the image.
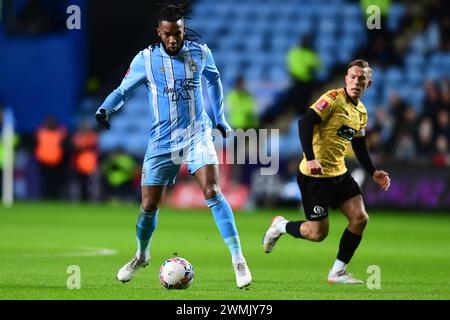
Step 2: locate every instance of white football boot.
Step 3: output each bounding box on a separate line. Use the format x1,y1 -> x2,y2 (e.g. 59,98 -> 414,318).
233,259 -> 252,289
117,256 -> 149,283
262,216 -> 287,253
327,270 -> 364,284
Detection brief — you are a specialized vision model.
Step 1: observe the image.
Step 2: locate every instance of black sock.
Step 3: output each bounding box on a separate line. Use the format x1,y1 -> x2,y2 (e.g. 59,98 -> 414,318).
337,228 -> 362,264
286,221 -> 305,238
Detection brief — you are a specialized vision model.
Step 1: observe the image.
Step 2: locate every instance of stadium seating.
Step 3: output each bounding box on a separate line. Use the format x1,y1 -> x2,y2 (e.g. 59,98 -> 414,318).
98,0 -> 450,155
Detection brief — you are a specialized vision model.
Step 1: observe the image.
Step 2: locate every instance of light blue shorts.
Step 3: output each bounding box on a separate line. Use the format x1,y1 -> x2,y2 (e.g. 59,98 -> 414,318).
141,136 -> 219,186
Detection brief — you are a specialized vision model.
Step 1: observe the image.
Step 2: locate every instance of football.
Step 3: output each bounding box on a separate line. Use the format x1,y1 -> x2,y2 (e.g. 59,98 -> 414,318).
159,257 -> 194,289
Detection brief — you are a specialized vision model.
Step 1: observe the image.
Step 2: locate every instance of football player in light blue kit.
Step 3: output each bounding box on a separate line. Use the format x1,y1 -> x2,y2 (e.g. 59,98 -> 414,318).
95,3 -> 252,288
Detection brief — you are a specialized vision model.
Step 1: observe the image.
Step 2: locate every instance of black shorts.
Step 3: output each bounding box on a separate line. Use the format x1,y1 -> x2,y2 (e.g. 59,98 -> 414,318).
297,171 -> 362,221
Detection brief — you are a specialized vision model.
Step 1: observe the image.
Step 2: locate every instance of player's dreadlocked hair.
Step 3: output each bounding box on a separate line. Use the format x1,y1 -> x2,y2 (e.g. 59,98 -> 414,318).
157,2 -> 190,23
155,2 -> 200,41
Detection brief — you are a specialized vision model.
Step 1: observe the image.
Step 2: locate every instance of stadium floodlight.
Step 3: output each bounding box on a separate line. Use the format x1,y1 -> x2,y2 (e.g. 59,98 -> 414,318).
2,108 -> 14,208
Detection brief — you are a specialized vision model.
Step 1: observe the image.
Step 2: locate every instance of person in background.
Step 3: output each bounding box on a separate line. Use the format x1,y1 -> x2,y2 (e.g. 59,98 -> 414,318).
101,148 -> 138,201
35,115 -> 68,199
226,76 -> 259,130
226,76 -> 259,184
285,34 -> 323,115
0,107 -> 20,196
71,121 -> 99,201
261,34 -> 322,126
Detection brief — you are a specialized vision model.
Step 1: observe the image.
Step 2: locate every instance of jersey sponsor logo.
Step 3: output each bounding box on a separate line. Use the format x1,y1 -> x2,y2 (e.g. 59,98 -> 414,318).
337,125 -> 358,141
310,205 -> 326,219
326,91 -> 339,100
315,99 -> 329,112
188,60 -> 198,72
164,78 -> 196,101
313,205 -> 325,215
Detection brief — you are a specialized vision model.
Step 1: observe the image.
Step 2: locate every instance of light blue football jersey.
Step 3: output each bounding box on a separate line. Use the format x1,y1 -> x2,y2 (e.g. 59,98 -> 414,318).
99,40 -> 227,155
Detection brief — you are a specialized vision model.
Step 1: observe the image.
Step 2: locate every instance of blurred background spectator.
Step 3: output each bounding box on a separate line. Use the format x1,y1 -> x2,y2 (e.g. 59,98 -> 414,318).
226,76 -> 259,131
4,0 -> 69,35
100,148 -> 138,202
261,34 -> 323,124
70,121 -> 99,202
0,106 -> 20,196
34,115 -> 68,199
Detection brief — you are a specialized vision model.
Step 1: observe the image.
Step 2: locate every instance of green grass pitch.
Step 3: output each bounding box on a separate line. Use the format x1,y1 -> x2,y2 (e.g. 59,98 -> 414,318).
0,202 -> 449,300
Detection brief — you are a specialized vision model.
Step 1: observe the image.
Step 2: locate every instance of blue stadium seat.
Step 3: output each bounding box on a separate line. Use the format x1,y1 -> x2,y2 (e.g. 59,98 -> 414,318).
124,134 -> 148,156
337,50 -> 354,65
410,35 -> 428,54
315,34 -> 337,53
362,96 -> 376,111
269,66 -> 290,83
406,68 -> 424,86
404,87 -> 425,112
385,68 -> 403,86
316,69 -> 330,82
109,117 -> 132,132
183,0 -> 374,127
425,67 -> 445,81
340,37 -> 359,54
295,19 -> 313,35
318,19 -> 338,36
429,53 -> 450,72
341,4 -> 363,21
246,34 -> 264,51
294,5 -> 315,18
388,3 -> 406,32
276,4 -> 296,17
244,66 -> 264,84
272,36 -> 293,53
362,86 -> 378,108
370,66 -> 384,85
405,52 -> 426,71
278,119 -> 302,160
99,131 -> 127,152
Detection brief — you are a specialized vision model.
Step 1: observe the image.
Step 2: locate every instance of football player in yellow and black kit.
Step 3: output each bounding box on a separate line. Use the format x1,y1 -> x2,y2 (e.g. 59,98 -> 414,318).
263,59 -> 390,284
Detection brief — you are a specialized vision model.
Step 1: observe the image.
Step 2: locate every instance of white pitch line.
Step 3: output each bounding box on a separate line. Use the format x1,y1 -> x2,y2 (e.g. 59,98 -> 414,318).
57,247 -> 118,257
9,247 -> 119,258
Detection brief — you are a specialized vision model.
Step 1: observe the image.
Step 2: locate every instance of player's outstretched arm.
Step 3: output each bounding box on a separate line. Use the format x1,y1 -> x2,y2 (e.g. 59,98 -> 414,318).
201,45 -> 231,138
95,52 -> 147,130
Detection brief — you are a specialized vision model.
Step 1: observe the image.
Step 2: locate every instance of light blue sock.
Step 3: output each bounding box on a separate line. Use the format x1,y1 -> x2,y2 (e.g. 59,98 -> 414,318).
206,193 -> 244,262
135,205 -> 158,260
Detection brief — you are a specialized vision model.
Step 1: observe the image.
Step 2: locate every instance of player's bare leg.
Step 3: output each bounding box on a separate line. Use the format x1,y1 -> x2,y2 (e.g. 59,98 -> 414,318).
299,219 -> 329,241
328,195 -> 368,284
194,165 -> 252,288
117,185 -> 166,283
339,195 -> 369,236
263,217 -> 329,253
